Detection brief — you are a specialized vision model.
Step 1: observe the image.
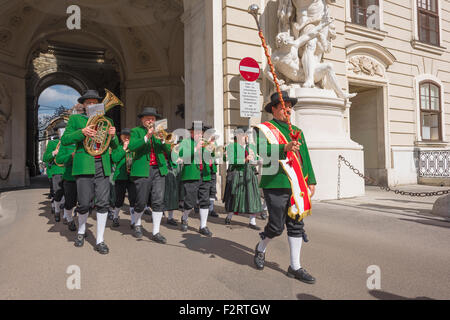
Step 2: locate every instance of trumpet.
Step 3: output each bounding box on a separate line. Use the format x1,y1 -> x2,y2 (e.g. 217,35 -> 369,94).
54,141 -> 65,167
144,121 -> 176,147
125,151 -> 133,174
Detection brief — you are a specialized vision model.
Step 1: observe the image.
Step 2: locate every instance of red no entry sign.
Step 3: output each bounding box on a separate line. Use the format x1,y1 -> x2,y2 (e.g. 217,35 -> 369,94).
239,57 -> 260,82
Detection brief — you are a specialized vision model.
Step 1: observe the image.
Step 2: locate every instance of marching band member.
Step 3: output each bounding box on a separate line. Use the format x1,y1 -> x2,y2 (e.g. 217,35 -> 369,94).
178,122 -> 213,237
128,107 -> 170,244
222,127 -> 262,229
43,123 -> 66,223
55,139 -> 77,232
203,126 -> 219,218
163,137 -> 181,226
111,128 -> 137,228
253,91 -> 316,284
61,89 -> 119,255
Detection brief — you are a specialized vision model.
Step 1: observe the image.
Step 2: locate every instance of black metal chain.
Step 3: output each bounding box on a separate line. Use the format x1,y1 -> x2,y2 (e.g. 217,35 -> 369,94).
338,155 -> 450,197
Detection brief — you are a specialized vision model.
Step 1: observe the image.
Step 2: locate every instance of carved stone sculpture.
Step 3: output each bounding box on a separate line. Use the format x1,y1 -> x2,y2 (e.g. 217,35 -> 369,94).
265,0 -> 356,99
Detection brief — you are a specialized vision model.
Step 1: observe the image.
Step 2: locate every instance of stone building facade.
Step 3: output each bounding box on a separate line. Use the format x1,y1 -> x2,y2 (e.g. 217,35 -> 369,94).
0,0 -> 448,197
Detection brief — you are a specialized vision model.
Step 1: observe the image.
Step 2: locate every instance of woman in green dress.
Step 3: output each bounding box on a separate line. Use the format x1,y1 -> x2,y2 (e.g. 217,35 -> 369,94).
223,127 -> 262,230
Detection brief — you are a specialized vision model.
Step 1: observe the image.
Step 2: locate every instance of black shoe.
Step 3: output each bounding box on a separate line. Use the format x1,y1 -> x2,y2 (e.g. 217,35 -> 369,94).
166,218 -> 178,226
209,210 -> 219,218
254,244 -> 265,270
199,226 -> 212,237
94,242 -> 109,254
68,220 -> 77,231
112,218 -> 120,227
152,233 -> 167,244
130,222 -> 135,229
55,212 -> 60,222
224,217 -> 231,225
194,207 -> 199,214
260,212 -> 268,220
133,225 -> 143,238
287,266 -> 316,284
74,234 -> 85,247
180,219 -> 188,232
248,223 -> 261,230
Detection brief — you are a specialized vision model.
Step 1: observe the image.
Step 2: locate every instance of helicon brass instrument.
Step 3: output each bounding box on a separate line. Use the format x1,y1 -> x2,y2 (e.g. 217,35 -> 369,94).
83,89 -> 124,157
53,141 -> 65,167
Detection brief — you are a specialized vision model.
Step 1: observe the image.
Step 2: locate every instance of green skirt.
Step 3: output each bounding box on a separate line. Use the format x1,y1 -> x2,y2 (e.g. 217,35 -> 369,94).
223,164 -> 262,214
164,166 -> 181,211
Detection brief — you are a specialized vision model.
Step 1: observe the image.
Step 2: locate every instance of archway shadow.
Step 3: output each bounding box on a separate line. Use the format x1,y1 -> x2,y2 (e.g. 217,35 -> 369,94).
368,290 -> 434,300
179,233 -> 285,275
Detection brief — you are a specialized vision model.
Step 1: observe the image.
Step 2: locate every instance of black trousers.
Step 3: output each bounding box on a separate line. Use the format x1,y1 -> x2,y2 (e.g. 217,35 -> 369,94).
52,174 -> 64,202
183,176 -> 211,210
115,180 -> 137,208
48,178 -> 54,199
63,180 -> 77,210
262,188 -> 305,239
75,159 -> 110,214
209,172 -> 217,200
133,165 -> 165,213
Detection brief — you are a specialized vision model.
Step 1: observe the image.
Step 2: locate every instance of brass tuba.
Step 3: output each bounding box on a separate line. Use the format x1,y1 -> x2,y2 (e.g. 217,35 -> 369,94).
83,89 -> 124,157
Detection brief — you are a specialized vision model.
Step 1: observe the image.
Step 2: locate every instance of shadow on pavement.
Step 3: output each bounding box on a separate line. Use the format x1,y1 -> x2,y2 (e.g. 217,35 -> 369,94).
38,200 -> 96,249
356,203 -> 431,215
368,290 -> 434,300
179,233 -> 285,275
398,217 -> 450,229
376,198 -> 436,205
296,293 -> 322,300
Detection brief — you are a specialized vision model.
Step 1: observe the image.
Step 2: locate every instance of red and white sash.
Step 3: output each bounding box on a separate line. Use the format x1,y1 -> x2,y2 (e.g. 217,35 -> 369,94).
255,122 -> 312,221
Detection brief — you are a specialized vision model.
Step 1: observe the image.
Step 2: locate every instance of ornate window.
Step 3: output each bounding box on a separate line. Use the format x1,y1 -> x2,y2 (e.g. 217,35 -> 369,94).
419,81 -> 442,141
417,0 -> 440,46
351,0 -> 380,30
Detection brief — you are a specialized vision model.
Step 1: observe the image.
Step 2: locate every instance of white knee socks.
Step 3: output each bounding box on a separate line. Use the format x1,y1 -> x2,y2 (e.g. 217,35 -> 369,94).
209,198 -> 215,212
168,210 -> 174,220
96,212 -> 107,245
182,209 -> 191,222
288,236 -> 303,271
78,213 -> 88,235
113,207 -> 120,219
130,207 -> 135,224
152,211 -> 163,235
134,211 -> 144,226
199,208 -> 208,229
226,212 -> 234,220
65,208 -> 74,222
249,214 -> 256,225
257,237 -> 271,253
55,201 -> 61,214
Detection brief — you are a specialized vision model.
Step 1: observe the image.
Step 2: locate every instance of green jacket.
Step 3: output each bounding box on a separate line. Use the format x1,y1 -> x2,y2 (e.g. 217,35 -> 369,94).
46,163 -> 52,179
111,143 -> 133,181
179,138 -> 211,181
128,126 -> 171,177
43,139 -> 65,176
61,114 -> 118,176
256,119 -> 316,189
226,142 -> 258,172
55,143 -> 76,182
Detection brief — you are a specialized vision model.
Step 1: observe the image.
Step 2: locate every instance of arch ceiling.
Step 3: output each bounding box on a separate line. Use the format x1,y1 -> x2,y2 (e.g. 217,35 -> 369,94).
0,0 -> 185,79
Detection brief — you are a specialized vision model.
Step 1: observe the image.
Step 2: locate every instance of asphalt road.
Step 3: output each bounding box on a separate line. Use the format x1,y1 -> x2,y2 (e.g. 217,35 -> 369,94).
0,183 -> 449,300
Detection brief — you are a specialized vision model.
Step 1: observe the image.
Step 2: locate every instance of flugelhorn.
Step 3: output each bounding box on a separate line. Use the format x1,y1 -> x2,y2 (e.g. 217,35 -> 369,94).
83,89 -> 124,157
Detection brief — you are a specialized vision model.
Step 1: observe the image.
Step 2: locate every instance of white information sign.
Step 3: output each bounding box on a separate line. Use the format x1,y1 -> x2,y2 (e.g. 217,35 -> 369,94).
240,80 -> 260,118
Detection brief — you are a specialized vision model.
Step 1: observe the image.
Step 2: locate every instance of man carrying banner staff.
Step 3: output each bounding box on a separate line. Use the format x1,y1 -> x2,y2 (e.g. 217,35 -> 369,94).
253,91 -> 317,284
128,107 -> 170,244
43,123 -> 66,223
111,128 -> 137,228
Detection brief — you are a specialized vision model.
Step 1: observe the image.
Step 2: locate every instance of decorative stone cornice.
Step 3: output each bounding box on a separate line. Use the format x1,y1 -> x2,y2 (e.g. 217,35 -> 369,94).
411,40 -> 446,56
345,22 -> 387,41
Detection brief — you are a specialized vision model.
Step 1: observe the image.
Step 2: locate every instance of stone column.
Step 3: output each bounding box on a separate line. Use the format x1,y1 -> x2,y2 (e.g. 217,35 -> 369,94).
291,87 -> 365,200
